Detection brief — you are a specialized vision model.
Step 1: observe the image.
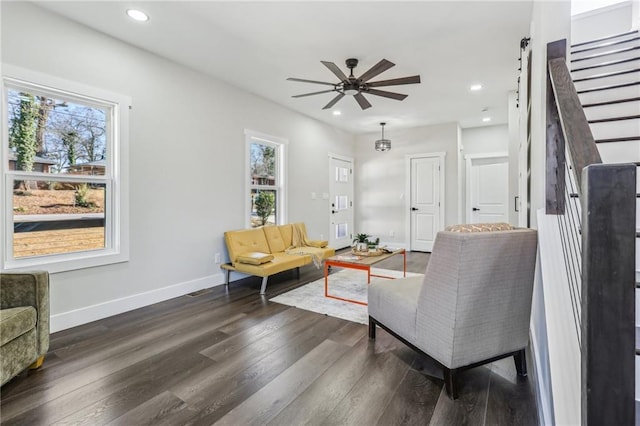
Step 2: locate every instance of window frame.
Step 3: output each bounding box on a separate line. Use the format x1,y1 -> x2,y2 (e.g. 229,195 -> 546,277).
1,65 -> 130,272
244,129 -> 287,228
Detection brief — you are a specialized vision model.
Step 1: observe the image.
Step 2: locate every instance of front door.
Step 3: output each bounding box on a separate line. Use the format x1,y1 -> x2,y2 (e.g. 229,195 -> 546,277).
410,156 -> 442,252
467,155 -> 509,224
329,155 -> 354,249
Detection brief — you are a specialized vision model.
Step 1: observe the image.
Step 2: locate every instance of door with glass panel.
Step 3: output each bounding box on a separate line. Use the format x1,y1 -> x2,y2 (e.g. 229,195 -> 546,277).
329,155 -> 354,249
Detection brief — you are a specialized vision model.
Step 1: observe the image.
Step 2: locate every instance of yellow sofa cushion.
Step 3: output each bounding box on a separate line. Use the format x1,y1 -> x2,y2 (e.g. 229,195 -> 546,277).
232,253 -> 308,277
236,252 -> 274,265
278,224 -> 293,248
225,228 -> 272,264
263,226 -> 286,253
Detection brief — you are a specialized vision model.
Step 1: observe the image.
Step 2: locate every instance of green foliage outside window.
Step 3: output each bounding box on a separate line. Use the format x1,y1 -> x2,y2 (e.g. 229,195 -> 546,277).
254,191 -> 275,226
10,93 -> 38,172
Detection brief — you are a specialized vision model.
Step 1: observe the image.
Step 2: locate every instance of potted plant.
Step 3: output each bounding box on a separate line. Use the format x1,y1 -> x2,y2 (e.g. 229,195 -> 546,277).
353,233 -> 370,252
368,237 -> 380,251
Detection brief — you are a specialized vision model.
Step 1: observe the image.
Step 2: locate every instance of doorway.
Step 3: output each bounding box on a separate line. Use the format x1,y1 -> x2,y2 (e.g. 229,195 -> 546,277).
465,153 -> 509,224
406,153 -> 445,252
329,154 -> 354,249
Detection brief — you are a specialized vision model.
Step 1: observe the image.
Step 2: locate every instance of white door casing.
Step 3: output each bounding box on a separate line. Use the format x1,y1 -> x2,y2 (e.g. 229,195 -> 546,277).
466,153 -> 509,224
329,154 -> 354,249
406,153 -> 445,252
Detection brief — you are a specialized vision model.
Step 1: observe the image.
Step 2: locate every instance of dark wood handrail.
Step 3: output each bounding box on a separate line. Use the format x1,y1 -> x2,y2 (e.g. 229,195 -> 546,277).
547,56 -> 602,190
546,38 -> 636,426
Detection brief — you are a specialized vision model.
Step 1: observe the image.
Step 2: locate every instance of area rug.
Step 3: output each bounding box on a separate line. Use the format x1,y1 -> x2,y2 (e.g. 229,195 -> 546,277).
269,268 -> 423,325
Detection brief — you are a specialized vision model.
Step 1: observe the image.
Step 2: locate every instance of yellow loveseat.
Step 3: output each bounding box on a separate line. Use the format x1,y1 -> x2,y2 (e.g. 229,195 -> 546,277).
222,223 -> 335,294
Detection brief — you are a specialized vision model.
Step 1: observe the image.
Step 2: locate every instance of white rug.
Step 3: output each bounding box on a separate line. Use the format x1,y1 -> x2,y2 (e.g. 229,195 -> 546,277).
269,268 -> 423,325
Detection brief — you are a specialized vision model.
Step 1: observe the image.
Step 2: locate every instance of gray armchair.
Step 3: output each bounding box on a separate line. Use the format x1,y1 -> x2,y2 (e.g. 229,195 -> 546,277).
368,228 -> 537,399
1,271 -> 50,386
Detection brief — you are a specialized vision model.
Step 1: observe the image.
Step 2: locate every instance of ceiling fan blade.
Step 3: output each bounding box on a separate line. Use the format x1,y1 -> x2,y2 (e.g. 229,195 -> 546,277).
354,93 -> 372,110
287,77 -> 336,86
367,75 -> 421,87
358,59 -> 395,83
292,89 -> 336,98
321,61 -> 349,82
322,93 -> 345,109
366,89 -> 408,101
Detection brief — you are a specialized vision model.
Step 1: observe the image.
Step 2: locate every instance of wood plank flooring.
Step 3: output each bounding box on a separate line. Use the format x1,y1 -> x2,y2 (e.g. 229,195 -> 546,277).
0,250 -> 539,425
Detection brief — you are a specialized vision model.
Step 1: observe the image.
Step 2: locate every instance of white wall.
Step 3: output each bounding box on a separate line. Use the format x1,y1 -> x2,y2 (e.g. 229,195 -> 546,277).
353,122 -> 459,247
1,2 -> 355,331
528,1 -> 572,425
508,91 -> 520,225
461,124 -> 508,156
572,1 -> 634,43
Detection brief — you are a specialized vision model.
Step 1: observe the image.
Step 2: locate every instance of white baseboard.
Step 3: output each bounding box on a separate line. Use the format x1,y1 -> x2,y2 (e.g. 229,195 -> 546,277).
50,272 -> 226,332
530,327 -> 554,426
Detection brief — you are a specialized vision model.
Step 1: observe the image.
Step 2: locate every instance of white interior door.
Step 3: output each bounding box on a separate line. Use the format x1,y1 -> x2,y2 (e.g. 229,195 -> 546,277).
410,156 -> 443,252
467,155 -> 509,224
329,155 -> 354,249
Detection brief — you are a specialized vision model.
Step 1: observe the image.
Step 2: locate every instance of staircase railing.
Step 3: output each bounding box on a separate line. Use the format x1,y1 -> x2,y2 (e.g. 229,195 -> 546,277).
546,39 -> 636,426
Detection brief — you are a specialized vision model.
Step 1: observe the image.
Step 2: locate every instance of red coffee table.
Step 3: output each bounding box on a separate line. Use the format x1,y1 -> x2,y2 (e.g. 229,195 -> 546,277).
324,249 -> 406,306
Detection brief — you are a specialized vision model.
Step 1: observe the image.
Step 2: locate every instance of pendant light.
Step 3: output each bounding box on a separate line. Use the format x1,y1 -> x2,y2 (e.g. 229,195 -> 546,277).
375,122 -> 391,152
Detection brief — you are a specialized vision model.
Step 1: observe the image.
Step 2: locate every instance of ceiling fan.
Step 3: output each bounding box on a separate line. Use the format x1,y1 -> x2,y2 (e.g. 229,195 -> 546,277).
287,58 -> 421,110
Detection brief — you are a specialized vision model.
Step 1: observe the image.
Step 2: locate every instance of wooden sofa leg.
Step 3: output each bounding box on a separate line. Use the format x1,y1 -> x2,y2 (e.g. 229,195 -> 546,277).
514,348 -> 527,376
444,368 -> 459,400
368,317 -> 376,339
260,277 -> 268,295
29,355 -> 45,370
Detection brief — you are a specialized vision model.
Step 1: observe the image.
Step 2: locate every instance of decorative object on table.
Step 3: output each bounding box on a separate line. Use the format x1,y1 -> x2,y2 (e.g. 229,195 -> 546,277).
351,248 -> 384,257
352,233 -> 371,252
367,237 -> 380,250
374,122 -> 392,152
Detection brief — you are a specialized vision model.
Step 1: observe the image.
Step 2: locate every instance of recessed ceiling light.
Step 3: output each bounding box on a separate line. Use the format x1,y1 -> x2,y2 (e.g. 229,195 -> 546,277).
482,117 -> 492,122
126,9 -> 149,22
470,84 -> 483,91
333,111 -> 341,116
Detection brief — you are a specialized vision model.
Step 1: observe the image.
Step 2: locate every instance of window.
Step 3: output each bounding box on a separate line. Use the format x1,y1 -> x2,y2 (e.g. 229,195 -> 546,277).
245,130 -> 287,228
2,66 -> 130,272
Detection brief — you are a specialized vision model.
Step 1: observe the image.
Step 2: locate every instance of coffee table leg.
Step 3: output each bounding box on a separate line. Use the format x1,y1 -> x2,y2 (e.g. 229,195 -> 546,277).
324,261 -> 329,297
403,250 -> 407,277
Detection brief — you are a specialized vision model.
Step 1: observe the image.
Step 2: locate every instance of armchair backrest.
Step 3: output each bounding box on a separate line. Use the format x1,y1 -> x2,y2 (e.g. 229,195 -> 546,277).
0,271 -> 50,356
415,229 -> 538,369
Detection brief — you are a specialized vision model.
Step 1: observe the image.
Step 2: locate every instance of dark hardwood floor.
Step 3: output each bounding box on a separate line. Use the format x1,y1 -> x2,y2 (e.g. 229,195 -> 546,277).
0,251 -> 538,425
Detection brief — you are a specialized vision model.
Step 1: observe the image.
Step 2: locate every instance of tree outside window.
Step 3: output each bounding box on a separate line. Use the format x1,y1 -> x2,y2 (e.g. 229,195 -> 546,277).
248,137 -> 285,227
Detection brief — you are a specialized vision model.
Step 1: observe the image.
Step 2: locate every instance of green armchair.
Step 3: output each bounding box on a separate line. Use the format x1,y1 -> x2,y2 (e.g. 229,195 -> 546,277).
1,271 -> 50,386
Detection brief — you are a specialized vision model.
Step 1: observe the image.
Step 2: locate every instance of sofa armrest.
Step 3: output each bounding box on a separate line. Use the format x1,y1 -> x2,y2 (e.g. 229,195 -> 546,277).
306,240 -> 328,248
0,271 -> 50,355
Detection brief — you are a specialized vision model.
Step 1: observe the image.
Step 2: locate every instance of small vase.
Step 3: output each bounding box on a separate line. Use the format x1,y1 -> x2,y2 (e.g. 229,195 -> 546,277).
356,242 -> 368,252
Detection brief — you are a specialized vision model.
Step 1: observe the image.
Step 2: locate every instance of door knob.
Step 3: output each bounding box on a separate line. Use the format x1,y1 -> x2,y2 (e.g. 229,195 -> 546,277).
331,210 -> 337,214
411,207 -> 419,211
472,207 -> 480,211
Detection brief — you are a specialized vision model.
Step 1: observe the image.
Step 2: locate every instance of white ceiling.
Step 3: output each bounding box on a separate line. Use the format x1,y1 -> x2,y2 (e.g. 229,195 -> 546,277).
35,1 -> 534,135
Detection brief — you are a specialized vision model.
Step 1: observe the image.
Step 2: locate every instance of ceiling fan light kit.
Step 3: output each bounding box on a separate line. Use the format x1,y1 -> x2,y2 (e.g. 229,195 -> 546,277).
288,58 -> 420,110
375,122 -> 391,152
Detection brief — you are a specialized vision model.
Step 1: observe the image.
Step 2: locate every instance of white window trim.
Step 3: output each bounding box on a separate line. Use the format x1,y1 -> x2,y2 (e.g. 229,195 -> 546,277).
1,64 -> 130,273
244,129 -> 287,228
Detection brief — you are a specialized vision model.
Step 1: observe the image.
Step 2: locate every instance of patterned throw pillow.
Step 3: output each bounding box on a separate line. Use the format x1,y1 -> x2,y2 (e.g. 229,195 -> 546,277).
445,223 -> 514,233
